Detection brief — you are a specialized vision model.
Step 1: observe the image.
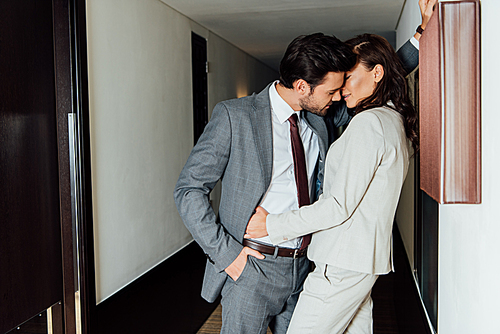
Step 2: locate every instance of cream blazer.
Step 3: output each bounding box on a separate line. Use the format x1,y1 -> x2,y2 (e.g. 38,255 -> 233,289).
267,105 -> 410,275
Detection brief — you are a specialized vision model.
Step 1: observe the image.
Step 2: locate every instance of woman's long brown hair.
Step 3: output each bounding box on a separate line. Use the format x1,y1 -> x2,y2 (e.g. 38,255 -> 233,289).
345,34 -> 419,151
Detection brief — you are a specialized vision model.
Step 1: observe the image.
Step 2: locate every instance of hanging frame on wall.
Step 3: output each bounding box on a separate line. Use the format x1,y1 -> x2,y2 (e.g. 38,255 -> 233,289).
419,0 -> 481,204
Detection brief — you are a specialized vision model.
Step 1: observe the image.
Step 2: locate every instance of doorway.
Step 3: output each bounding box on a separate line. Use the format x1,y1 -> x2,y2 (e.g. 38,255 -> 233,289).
191,32 -> 209,145
0,1 -> 94,333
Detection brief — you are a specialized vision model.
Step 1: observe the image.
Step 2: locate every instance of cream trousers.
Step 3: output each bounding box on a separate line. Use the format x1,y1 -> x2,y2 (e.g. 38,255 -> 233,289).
287,263 -> 379,334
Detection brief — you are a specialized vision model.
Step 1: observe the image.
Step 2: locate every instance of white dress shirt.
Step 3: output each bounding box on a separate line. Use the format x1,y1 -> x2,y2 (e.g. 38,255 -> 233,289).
410,36 -> 419,49
252,81 -> 319,248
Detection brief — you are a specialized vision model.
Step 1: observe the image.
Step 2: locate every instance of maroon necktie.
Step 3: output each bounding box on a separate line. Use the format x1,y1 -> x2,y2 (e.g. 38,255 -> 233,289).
288,114 -> 311,250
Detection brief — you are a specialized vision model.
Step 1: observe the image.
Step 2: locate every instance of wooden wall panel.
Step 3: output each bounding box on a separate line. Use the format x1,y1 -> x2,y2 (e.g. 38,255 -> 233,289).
0,1 -> 63,332
420,6 -> 443,202
419,0 -> 481,204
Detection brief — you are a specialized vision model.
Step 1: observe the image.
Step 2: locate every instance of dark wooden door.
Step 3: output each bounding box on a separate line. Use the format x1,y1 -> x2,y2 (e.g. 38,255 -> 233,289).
191,32 -> 208,145
0,1 -> 63,332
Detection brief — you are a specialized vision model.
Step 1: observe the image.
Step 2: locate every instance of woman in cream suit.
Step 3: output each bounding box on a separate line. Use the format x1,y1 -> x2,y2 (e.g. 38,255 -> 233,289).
245,34 -> 419,334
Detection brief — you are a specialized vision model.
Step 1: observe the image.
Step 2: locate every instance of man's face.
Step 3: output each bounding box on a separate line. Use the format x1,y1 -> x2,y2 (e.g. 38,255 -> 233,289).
299,71 -> 345,116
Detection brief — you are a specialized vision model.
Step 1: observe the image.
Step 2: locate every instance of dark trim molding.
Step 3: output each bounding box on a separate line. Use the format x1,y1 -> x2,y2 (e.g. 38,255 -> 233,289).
53,0 -> 77,332
70,0 -> 97,333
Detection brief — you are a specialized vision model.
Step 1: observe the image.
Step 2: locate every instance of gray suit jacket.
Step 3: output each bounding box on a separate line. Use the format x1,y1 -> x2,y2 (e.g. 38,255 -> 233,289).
174,84 -> 329,302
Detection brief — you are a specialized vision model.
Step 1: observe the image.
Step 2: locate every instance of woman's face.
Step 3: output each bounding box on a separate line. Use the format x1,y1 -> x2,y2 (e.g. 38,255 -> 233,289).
342,62 -> 382,108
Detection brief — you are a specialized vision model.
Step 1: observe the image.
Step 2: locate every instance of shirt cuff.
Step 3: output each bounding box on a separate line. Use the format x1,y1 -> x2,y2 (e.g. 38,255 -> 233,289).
410,36 -> 419,50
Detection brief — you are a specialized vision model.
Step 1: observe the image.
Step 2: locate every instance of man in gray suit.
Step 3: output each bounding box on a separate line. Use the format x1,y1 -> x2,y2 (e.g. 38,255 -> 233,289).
175,33 -> 355,334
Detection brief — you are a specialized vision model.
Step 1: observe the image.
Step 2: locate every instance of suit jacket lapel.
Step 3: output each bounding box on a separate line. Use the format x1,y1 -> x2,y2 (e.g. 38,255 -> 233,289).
303,111 -> 329,196
250,84 -> 273,190
303,110 -> 328,158
249,86 -> 329,194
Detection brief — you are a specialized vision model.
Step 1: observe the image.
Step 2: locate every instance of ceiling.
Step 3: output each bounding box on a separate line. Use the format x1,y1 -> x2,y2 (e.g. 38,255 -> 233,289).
160,0 -> 406,70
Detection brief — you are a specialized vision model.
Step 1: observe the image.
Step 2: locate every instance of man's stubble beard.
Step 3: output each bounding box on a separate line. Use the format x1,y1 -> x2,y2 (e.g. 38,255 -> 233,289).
299,94 -> 330,117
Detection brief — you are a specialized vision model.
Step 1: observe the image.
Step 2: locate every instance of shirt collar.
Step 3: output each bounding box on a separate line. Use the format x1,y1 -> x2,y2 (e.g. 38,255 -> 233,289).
269,81 -> 300,124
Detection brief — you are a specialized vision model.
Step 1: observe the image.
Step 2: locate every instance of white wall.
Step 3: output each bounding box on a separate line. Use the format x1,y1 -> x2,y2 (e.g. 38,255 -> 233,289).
207,32 -> 277,111
396,0 -> 500,332
395,0 -> 421,270
396,0 -> 422,49
87,0 -> 277,303
395,156 -> 416,268
438,0 -> 500,332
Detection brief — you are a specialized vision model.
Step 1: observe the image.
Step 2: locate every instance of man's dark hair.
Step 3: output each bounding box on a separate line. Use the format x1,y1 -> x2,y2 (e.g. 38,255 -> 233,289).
279,33 -> 356,91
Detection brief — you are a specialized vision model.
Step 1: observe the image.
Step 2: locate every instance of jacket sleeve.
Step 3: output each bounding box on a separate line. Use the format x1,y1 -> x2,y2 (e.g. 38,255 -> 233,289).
267,112 -> 385,243
174,102 -> 243,273
330,102 -> 353,128
397,39 -> 419,75
324,102 -> 353,147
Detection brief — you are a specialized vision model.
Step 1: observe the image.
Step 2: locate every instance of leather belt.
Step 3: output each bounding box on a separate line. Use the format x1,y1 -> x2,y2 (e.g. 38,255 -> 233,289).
243,239 -> 306,259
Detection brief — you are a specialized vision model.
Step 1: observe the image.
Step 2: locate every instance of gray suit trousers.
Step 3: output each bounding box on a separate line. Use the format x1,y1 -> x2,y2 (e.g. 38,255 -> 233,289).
220,254 -> 309,334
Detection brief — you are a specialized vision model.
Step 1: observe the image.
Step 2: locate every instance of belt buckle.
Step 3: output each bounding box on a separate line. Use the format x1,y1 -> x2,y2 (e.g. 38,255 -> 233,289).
293,249 -> 299,259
